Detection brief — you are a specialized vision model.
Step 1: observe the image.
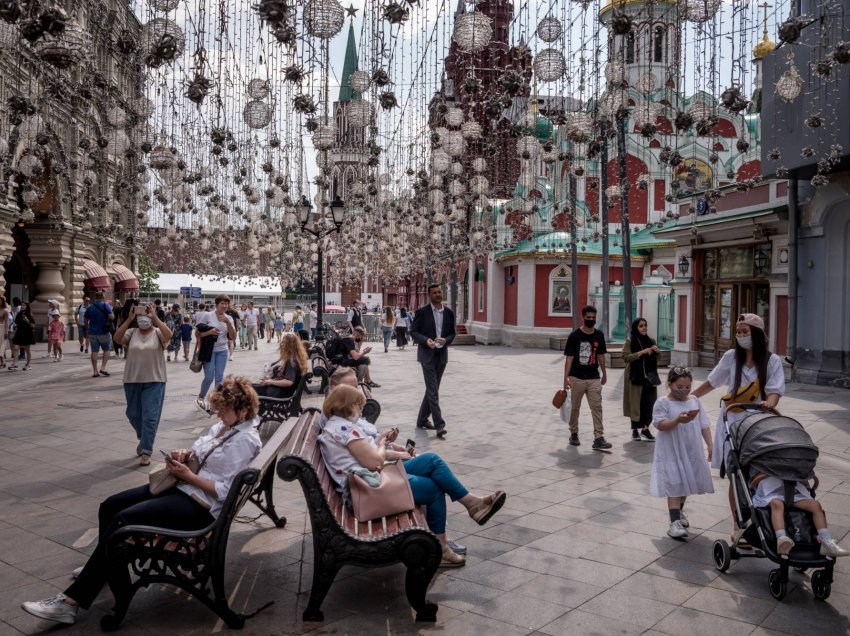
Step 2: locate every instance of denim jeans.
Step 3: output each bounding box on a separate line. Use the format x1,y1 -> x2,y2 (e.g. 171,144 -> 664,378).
405,452 -> 469,534
381,326 -> 393,350
123,382 -> 166,455
200,349 -> 228,397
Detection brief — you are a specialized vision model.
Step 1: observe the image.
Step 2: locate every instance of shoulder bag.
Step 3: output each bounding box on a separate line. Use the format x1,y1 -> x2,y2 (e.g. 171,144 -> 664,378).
643,359 -> 662,387
349,460 -> 415,522
96,302 -> 115,335
149,429 -> 238,496
189,343 -> 203,373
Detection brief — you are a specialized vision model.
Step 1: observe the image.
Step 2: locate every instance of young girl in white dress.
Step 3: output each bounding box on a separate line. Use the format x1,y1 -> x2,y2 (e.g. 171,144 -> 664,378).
651,366 -> 714,540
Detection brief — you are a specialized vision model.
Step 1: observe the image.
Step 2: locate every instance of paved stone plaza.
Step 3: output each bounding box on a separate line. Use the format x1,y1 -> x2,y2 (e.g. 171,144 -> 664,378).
1,340 -> 849,635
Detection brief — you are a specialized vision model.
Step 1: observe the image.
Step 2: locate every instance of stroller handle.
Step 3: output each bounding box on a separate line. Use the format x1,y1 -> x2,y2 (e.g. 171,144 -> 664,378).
722,402 -> 779,418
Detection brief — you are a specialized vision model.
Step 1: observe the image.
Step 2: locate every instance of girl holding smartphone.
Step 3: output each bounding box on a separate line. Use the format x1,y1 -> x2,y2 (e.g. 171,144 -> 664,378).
650,366 -> 714,540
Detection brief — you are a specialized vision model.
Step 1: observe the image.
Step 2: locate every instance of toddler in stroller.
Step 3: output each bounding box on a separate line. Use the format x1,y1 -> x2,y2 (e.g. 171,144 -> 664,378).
713,404 -> 845,601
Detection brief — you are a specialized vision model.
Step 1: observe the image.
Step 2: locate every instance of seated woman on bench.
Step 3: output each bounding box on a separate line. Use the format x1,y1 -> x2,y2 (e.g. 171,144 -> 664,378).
319,383 -> 506,568
256,332 -> 309,399
22,377 -> 263,626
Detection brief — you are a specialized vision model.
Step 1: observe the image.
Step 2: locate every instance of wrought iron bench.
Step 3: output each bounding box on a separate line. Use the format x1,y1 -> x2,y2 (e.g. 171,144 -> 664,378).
100,418 -> 297,631
306,342 -> 336,395
276,409 -> 441,622
256,373 -> 310,432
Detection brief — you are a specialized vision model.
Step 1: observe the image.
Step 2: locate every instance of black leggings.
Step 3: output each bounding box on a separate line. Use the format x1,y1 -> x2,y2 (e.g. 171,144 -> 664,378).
65,484 -> 214,608
631,385 -> 658,430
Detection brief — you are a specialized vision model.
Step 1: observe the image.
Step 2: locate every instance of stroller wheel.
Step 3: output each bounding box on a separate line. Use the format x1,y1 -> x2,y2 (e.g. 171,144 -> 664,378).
713,539 -> 732,573
812,569 -> 832,601
768,569 -> 788,601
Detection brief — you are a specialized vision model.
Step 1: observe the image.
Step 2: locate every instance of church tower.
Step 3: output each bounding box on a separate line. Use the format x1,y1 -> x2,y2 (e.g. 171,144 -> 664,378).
599,0 -> 680,91
331,22 -> 370,201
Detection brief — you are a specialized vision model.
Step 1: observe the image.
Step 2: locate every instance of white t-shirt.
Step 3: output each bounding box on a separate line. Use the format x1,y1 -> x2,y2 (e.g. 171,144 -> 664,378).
198,311 -> 234,352
245,308 -> 259,326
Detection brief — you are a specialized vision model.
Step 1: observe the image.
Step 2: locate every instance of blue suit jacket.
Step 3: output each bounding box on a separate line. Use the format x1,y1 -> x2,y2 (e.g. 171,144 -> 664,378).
410,304 -> 456,364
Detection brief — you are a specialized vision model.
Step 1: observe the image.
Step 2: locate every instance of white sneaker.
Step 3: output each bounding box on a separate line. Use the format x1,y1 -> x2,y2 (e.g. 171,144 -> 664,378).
71,566 -> 83,579
667,520 -> 688,539
777,535 -> 795,557
21,594 -> 77,624
680,511 -> 689,528
820,538 -> 850,558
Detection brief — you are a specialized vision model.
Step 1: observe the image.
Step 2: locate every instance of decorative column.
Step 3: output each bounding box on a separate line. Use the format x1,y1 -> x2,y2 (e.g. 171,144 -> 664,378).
25,227 -> 74,327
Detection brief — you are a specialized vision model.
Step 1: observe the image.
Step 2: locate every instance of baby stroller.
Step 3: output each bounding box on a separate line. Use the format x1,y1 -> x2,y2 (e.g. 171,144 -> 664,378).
712,404 -> 834,601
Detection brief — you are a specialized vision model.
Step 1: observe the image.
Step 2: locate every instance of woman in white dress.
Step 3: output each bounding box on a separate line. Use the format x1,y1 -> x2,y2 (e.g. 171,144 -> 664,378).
691,313 -> 785,540
651,366 -> 714,540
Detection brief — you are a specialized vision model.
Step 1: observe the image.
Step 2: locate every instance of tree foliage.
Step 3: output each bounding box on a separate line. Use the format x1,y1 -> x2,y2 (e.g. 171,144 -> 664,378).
137,254 -> 160,294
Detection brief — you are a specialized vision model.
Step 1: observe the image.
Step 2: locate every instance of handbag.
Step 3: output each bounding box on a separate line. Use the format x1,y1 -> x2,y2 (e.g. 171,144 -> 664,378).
643,360 -> 662,387
349,460 -> 415,522
189,343 -> 203,373
552,389 -> 568,409
148,430 -> 238,496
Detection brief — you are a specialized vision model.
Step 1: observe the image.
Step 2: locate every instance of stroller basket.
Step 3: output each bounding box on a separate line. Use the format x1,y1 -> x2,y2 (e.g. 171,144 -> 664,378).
730,412 -> 819,483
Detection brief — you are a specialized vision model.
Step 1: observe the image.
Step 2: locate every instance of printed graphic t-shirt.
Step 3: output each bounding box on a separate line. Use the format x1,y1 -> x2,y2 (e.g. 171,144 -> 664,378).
564,328 -> 607,380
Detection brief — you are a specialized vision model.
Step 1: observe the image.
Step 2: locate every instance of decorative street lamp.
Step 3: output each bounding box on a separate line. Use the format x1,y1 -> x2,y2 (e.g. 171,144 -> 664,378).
298,193 -> 345,341
678,253 -> 690,278
754,246 -> 769,275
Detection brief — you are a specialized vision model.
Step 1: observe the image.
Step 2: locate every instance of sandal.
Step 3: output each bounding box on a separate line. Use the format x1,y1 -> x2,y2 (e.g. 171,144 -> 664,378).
469,491 -> 507,526
99,370 -> 110,376
439,547 -> 466,568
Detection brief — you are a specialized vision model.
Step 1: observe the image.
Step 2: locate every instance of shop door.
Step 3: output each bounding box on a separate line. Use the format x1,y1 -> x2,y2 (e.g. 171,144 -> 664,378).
717,285 -> 735,353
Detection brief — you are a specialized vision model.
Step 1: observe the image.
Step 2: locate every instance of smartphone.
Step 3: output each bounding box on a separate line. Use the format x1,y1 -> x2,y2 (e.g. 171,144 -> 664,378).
159,449 -> 174,463
687,409 -> 700,418
134,306 -> 147,316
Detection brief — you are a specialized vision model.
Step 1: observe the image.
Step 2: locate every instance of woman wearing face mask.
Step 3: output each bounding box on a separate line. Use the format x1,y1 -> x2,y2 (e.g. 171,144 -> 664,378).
691,313 -> 784,541
622,318 -> 660,442
114,303 -> 172,466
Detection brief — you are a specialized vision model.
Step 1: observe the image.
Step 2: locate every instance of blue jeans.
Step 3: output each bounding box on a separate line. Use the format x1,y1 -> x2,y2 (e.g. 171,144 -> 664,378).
123,382 -> 166,455
405,452 -> 469,534
200,349 -> 228,397
382,326 -> 393,350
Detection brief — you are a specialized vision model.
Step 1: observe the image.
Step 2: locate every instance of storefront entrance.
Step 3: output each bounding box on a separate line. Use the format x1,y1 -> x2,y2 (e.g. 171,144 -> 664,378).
697,247 -> 771,366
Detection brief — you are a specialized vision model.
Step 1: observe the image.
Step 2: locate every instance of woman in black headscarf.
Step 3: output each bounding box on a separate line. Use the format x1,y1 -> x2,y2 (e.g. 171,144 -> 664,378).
622,317 -> 660,442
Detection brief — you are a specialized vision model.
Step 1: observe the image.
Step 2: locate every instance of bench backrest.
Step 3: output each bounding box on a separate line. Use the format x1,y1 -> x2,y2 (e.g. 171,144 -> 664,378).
281,409 -> 423,538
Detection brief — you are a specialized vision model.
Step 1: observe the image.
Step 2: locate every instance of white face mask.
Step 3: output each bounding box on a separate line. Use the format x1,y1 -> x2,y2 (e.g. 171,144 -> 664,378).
736,335 -> 753,350
137,316 -> 153,329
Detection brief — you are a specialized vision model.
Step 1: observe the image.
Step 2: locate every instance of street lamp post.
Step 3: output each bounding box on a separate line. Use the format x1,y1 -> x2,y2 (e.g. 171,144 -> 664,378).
299,194 -> 345,341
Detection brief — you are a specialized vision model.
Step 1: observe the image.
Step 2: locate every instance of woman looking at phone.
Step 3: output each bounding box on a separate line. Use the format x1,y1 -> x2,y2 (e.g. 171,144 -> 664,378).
21,378 -> 262,626
114,303 -> 172,466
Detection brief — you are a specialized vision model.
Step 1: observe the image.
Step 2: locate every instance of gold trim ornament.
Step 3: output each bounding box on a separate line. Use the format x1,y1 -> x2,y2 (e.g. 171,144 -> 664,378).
776,53 -> 804,103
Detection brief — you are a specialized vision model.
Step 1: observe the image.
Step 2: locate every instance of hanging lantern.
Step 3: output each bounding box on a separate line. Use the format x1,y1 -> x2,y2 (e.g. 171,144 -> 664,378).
32,16 -> 87,69
776,57 -> 804,102
303,0 -> 345,39
349,70 -> 371,93
680,0 -> 722,23
533,48 -> 566,83
243,100 -> 272,128
537,16 -> 562,43
452,11 -> 492,54
346,99 -> 373,128
445,107 -> 464,127
247,78 -> 270,99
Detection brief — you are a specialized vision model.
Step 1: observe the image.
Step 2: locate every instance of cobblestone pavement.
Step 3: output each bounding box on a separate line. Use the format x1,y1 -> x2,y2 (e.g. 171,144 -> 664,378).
1,338 -> 849,635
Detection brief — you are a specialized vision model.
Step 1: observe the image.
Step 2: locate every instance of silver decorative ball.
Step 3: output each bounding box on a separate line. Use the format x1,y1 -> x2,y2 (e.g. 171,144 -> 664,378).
303,0 -> 345,39
243,100 -> 272,128
533,48 -> 566,83
452,11 -> 492,54
537,16 -> 562,43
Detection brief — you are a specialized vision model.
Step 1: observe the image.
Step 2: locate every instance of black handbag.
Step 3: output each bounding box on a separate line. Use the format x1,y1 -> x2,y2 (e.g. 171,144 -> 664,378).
643,359 -> 661,386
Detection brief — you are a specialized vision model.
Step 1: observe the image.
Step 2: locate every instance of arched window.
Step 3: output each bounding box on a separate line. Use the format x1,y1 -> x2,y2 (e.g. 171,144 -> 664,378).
626,32 -> 635,64
653,26 -> 666,63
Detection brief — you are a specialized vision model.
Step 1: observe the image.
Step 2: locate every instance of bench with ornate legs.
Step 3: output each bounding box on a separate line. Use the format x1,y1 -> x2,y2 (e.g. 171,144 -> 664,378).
276,409 -> 441,622
256,373 -> 310,428
305,342 -> 336,395
359,381 -> 381,424
99,419 -> 296,631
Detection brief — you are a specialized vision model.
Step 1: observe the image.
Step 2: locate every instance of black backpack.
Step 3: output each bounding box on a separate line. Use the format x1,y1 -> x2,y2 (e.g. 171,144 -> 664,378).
350,307 -> 362,328
324,334 -> 347,362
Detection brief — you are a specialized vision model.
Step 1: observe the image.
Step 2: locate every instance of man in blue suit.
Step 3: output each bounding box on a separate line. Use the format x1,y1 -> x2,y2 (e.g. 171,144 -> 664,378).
410,284 -> 456,439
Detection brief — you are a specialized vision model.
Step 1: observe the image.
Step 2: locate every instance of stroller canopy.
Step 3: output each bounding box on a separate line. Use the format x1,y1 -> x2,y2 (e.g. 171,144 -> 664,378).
730,412 -> 819,482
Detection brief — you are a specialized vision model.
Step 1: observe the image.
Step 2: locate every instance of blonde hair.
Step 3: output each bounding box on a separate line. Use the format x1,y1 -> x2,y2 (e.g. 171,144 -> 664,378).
208,376 -> 259,421
329,367 -> 357,388
322,384 -> 365,420
278,332 -> 309,374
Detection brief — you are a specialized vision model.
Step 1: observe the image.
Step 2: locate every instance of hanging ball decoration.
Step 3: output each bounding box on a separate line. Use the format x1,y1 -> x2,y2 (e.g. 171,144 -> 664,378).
536,16 -> 562,43
566,112 -> 594,143
0,20 -> 17,48
140,18 -> 185,67
431,149 -> 451,173
599,89 -> 628,117
130,96 -> 155,118
312,120 -> 335,150
461,120 -> 482,140
442,131 -> 466,157
106,131 -> 130,156
636,72 -> 656,93
106,106 -> 128,128
17,154 -> 42,177
452,11 -> 492,54
349,70 -> 372,93
0,138 -> 8,158
149,143 -> 174,171
149,0 -> 180,10
516,135 -> 541,159
533,48 -> 566,82
303,0 -> 345,39
605,60 -> 626,85
445,107 -> 465,127
347,99 -> 373,128
472,157 -> 487,173
776,61 -> 804,103
680,0 -> 722,23
32,16 -> 87,69
243,99 -> 272,128
247,78 -> 270,99
470,175 -> 489,195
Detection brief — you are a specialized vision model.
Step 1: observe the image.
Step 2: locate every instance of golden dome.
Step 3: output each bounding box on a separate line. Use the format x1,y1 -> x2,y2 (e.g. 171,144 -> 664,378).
752,32 -> 776,60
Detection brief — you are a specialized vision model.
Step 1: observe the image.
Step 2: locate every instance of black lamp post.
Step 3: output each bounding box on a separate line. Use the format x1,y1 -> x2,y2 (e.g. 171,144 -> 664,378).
299,193 -> 345,341
678,253 -> 690,278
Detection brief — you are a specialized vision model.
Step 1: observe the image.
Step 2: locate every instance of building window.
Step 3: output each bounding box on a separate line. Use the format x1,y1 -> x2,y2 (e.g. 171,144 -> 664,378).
626,32 -> 635,64
548,264 -> 572,317
653,26 -> 666,63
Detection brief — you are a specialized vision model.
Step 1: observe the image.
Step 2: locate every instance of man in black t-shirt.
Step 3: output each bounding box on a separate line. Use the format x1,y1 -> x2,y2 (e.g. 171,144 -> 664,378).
563,305 -> 612,450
